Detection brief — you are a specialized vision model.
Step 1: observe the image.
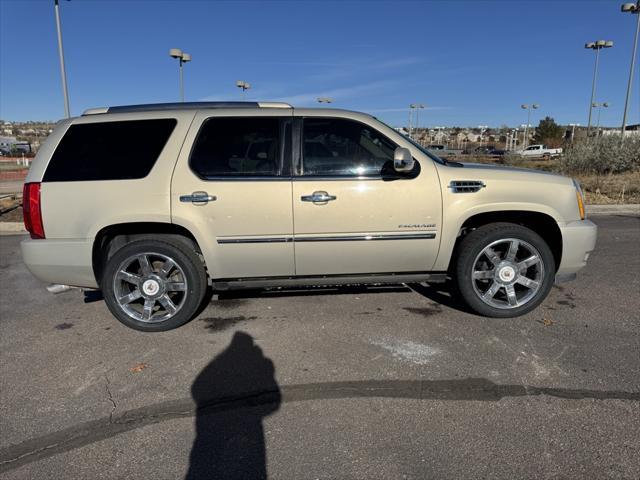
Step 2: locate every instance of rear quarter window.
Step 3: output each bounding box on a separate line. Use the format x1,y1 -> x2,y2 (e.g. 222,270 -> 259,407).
43,119 -> 177,182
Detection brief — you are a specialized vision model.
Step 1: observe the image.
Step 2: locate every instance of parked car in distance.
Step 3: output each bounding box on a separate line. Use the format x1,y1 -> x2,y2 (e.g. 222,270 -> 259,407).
462,145 -> 505,156
21,102 -> 596,331
515,144 -> 562,160
426,144 -> 464,158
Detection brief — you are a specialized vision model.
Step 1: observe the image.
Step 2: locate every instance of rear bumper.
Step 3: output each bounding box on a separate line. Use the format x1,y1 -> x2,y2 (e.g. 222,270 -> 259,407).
21,238 -> 98,288
556,219 -> 597,278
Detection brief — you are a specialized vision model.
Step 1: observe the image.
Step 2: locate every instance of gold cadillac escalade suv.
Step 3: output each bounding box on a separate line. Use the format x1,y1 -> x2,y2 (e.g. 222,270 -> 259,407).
21,102 -> 597,331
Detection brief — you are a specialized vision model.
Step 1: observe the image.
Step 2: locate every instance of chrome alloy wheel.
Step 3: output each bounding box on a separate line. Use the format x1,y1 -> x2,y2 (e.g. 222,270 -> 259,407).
471,238 -> 544,309
113,252 -> 188,323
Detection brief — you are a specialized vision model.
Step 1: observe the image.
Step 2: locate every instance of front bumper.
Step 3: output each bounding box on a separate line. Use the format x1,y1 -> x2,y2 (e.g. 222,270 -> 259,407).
556,219 -> 598,279
21,238 -> 98,288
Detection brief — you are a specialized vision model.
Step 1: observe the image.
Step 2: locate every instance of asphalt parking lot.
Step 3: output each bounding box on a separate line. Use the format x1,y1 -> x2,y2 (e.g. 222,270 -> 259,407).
0,214 -> 638,479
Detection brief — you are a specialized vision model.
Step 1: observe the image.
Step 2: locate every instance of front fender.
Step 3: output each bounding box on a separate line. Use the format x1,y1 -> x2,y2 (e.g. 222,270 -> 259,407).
432,202 -> 565,272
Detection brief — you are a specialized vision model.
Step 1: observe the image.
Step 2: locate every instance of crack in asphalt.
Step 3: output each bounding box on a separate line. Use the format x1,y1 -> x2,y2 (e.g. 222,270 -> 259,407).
1,377 -> 638,473
104,374 -> 117,423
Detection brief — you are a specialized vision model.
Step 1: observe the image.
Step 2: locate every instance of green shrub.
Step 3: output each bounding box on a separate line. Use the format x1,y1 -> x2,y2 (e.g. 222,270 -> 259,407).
560,135 -> 640,174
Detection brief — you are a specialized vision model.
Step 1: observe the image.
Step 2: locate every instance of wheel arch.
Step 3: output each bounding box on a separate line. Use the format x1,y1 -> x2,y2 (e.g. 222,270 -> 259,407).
446,210 -> 563,273
92,222 -> 205,285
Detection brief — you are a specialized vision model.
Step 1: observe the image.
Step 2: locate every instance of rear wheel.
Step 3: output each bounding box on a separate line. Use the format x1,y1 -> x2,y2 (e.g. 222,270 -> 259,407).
454,223 -> 555,318
102,239 -> 207,331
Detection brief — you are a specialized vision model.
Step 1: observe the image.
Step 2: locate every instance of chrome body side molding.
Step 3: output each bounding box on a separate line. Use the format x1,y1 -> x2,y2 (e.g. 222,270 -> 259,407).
216,232 -> 436,244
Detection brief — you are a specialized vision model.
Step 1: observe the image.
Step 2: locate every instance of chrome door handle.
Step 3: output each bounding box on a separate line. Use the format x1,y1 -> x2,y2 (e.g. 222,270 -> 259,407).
301,191 -> 337,203
180,192 -> 217,204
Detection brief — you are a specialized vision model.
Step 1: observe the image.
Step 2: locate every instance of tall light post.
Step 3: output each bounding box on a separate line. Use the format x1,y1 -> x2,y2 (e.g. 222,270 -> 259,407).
478,125 -> 488,147
520,104 -> 539,148
236,80 -> 251,100
169,49 -> 191,102
593,102 -> 610,134
412,103 -> 425,143
520,124 -> 529,147
585,40 -> 613,135
620,2 -> 640,137
54,0 -> 70,118
507,128 -> 516,150
568,123 -> 580,143
317,97 -> 333,104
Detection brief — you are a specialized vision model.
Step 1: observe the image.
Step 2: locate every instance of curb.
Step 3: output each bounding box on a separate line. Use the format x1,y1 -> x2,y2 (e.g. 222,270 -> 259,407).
0,222 -> 26,235
586,204 -> 639,215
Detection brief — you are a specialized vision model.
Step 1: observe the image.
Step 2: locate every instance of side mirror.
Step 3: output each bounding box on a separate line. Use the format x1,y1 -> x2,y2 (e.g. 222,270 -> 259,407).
394,147 -> 414,172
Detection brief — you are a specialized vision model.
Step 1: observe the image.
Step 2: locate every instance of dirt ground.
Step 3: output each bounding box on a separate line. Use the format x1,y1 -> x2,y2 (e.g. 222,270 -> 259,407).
0,206 -> 22,222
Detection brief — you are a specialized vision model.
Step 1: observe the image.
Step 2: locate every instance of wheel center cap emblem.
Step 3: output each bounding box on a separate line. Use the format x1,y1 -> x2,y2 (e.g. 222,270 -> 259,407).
498,266 -> 516,282
142,279 -> 160,296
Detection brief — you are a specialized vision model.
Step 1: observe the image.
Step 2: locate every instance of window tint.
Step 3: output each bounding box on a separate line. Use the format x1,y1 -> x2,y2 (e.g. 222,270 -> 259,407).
190,117 -> 281,178
44,119 -> 176,182
301,118 -> 397,177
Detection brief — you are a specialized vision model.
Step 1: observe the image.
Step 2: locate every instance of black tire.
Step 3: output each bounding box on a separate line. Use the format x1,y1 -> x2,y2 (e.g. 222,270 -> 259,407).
101,238 -> 207,332
454,222 -> 555,318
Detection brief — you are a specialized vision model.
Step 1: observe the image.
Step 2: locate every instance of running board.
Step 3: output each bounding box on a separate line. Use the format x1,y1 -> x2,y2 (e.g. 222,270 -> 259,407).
212,272 -> 447,290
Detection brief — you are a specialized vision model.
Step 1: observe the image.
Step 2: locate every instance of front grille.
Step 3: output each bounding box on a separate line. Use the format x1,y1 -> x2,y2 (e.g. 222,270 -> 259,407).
449,180 -> 486,193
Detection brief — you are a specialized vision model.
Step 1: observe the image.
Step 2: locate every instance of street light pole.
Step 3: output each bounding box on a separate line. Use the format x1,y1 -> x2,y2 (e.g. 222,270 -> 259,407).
593,102 -> 610,133
585,40 -> 614,135
569,123 -> 580,143
478,125 -> 488,147
169,49 -> 191,102
54,0 -> 70,118
236,80 -> 251,100
520,104 -> 539,148
620,2 -> 640,137
412,104 -> 425,144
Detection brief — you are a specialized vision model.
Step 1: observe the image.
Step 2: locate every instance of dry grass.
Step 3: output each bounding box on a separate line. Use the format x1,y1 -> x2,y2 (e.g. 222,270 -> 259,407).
575,171 -> 640,205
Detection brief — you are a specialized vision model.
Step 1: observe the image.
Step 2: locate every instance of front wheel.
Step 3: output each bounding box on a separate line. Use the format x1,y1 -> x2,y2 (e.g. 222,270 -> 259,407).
454,223 -> 555,318
102,239 -> 207,331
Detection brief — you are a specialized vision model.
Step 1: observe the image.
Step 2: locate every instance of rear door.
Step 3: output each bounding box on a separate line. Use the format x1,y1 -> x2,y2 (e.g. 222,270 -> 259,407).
171,109 -> 294,279
291,114 -> 442,276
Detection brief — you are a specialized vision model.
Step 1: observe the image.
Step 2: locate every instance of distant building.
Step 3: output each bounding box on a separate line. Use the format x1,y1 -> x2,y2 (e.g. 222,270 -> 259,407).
600,124 -> 640,137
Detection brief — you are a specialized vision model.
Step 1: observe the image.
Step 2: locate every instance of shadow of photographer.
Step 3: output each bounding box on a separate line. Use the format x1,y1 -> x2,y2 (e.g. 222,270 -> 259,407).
186,331 -> 281,480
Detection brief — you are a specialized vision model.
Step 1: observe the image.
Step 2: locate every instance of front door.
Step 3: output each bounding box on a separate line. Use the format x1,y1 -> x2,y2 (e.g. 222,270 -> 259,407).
171,110 -> 294,279
292,115 -> 442,276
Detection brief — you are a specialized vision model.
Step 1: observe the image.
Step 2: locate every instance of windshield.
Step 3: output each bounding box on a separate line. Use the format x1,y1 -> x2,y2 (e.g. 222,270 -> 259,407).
372,117 -> 447,165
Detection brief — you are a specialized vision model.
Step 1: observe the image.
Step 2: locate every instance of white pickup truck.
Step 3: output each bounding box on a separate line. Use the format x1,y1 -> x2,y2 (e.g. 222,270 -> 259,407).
516,144 -> 562,160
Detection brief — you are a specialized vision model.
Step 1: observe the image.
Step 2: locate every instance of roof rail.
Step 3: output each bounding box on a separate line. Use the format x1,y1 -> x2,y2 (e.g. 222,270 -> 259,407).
82,101 -> 293,115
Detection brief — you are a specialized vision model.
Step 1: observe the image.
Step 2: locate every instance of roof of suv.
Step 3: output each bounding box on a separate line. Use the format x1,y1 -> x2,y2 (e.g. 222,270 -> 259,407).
82,101 -> 294,115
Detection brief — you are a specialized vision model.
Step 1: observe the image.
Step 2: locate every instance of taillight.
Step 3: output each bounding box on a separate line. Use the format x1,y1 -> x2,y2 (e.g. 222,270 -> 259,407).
23,182 -> 45,239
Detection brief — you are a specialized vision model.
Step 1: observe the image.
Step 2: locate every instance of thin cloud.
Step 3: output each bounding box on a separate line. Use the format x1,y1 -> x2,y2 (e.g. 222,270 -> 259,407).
200,81 -> 394,106
270,81 -> 395,106
365,106 -> 452,113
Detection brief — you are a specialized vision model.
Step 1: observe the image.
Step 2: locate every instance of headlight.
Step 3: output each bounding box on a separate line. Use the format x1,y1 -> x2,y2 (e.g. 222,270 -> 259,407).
573,179 -> 586,220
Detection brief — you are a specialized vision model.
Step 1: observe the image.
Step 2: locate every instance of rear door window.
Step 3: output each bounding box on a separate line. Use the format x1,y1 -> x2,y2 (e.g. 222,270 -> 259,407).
189,117 -> 282,178
43,119 -> 177,182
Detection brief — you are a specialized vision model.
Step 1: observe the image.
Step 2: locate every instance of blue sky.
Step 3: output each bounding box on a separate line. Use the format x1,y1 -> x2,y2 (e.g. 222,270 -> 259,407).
1,0 -> 638,128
